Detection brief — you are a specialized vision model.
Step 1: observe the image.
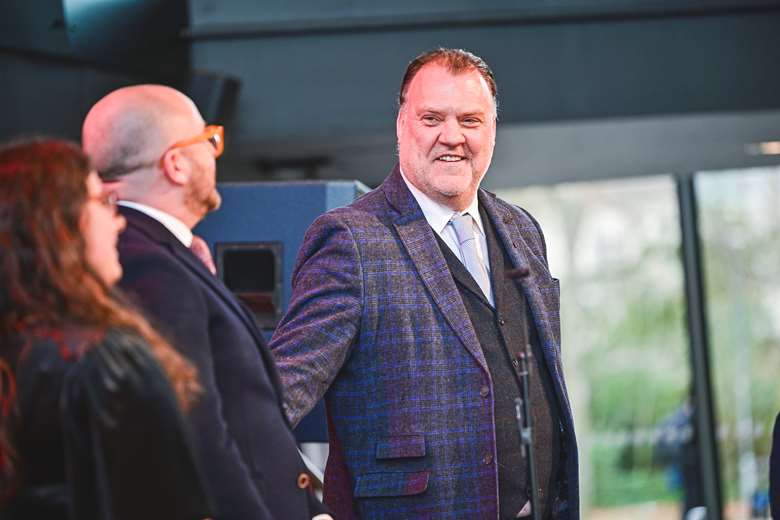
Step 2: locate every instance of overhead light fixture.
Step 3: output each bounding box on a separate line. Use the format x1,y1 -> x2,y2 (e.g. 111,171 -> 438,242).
746,141 -> 780,156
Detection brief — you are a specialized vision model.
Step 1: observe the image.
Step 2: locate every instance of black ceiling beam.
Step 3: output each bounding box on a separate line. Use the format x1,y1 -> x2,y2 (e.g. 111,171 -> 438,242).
185,0 -> 780,39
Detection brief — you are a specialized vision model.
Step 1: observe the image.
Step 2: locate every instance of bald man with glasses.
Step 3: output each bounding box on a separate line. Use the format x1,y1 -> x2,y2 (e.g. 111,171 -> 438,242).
82,85 -> 331,520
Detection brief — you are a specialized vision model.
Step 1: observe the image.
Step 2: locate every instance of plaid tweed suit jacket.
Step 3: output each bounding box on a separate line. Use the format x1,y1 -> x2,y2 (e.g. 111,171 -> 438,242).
270,166 -> 579,519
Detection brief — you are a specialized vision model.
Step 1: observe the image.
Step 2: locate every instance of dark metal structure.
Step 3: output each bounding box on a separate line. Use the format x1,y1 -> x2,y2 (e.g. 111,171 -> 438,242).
677,174 -> 725,520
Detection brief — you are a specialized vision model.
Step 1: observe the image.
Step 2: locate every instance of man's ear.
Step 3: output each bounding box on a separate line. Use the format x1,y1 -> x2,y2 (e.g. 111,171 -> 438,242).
396,107 -> 405,142
161,148 -> 190,186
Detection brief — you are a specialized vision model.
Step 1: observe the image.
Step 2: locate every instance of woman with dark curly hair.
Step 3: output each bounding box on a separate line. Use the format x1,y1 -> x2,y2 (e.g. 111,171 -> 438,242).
0,139 -> 213,519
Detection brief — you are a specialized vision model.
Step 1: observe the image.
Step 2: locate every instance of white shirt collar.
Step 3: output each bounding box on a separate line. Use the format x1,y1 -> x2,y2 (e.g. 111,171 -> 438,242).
118,200 -> 193,247
399,169 -> 485,236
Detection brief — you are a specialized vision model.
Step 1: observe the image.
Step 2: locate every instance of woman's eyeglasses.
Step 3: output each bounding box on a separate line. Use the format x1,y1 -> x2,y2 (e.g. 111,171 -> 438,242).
89,191 -> 119,213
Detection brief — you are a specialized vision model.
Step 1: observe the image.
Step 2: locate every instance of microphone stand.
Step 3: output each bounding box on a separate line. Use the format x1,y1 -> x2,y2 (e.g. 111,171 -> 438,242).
515,347 -> 541,520
507,268 -> 541,520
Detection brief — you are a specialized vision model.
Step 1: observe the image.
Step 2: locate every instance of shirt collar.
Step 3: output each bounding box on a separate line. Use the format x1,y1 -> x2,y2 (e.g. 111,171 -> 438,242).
118,200 -> 193,247
399,168 -> 485,236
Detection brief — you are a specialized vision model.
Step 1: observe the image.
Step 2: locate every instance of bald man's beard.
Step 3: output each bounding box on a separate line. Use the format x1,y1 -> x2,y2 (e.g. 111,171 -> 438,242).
185,174 -> 221,218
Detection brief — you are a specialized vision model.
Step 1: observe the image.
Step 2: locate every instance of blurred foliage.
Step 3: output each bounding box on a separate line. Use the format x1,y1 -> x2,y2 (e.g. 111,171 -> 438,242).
698,172 -> 780,502
592,444 -> 680,506
582,239 -> 690,506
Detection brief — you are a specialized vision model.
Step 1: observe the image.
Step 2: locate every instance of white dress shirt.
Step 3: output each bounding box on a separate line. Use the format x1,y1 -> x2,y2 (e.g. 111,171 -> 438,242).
118,201 -> 193,248
400,170 -> 494,306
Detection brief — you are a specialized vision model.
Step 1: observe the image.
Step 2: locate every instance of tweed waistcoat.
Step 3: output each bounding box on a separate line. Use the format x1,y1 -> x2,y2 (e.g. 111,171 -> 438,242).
435,207 -> 561,519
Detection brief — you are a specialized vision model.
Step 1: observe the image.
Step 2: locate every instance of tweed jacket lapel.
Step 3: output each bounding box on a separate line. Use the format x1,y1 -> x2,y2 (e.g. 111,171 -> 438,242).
435,232 -> 492,309
382,167 -> 488,373
479,191 -> 572,415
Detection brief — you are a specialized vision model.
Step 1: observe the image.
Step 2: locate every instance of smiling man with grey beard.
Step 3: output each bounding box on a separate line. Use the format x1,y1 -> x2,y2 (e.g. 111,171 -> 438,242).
270,48 -> 580,520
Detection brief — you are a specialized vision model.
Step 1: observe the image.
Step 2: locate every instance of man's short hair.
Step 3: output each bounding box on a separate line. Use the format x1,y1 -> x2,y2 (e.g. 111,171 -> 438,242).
398,48 -> 498,109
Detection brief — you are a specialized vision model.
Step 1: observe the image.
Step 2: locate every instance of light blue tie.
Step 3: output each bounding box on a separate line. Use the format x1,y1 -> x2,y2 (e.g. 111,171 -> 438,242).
450,213 -> 492,301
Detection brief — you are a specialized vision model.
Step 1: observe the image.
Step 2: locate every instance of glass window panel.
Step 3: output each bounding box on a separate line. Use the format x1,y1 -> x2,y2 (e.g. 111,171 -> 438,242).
696,165 -> 780,520
497,175 -> 692,519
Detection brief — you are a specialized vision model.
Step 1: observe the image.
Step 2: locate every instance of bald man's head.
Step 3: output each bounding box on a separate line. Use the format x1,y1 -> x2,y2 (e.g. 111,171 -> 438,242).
82,84 -> 204,180
82,84 -> 222,228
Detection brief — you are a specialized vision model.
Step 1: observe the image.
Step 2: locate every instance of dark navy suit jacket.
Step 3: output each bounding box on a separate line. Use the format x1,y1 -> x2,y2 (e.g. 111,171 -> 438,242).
117,206 -> 325,520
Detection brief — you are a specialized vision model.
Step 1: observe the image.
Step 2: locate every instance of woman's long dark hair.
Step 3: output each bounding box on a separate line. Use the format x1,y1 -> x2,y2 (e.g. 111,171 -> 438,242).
0,139 -> 200,494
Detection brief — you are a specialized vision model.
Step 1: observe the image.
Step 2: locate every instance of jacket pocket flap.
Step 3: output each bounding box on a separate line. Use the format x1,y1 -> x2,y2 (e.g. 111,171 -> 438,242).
375,435 -> 426,459
354,471 -> 430,498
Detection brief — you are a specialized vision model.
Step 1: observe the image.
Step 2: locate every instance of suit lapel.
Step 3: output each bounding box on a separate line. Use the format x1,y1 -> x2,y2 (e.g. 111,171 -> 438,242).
382,168 -> 488,373
434,233 -> 491,308
120,207 -> 291,418
170,244 -> 291,420
171,245 -> 271,348
479,192 -> 572,413
122,208 -> 259,337
481,204 -> 505,312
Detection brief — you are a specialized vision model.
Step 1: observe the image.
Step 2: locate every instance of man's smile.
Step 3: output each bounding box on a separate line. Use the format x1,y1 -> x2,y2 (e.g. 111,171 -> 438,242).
435,154 -> 466,162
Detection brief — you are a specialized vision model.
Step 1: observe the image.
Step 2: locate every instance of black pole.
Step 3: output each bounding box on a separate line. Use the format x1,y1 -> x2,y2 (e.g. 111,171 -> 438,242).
515,345 -> 541,520
676,173 -> 723,520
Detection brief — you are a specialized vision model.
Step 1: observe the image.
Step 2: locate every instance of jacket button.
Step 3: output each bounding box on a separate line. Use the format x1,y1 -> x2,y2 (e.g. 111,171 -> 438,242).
480,385 -> 490,397
297,473 -> 310,489
498,317 -> 506,326
483,453 -> 493,465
